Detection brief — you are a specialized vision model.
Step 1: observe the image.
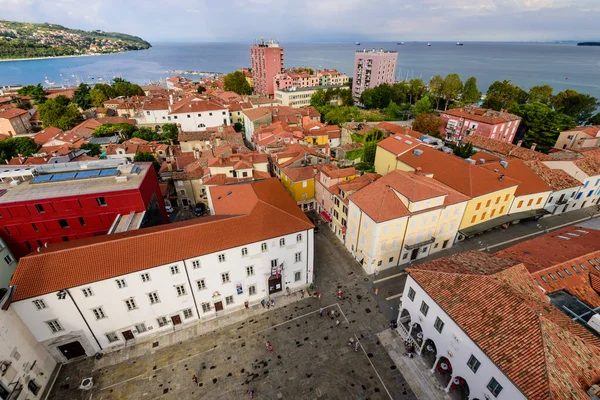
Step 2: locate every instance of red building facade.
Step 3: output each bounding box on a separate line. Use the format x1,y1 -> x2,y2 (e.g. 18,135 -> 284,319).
0,162 -> 166,258
251,39 -> 284,97
440,107 -> 522,144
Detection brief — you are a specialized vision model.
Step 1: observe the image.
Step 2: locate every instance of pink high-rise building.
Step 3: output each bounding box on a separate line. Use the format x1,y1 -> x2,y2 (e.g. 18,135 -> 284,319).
250,39 -> 284,97
353,49 -> 398,103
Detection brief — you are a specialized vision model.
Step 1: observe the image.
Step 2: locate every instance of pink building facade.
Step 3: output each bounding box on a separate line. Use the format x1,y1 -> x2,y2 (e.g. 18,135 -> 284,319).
251,39 -> 284,97
353,50 -> 398,103
440,107 -> 522,144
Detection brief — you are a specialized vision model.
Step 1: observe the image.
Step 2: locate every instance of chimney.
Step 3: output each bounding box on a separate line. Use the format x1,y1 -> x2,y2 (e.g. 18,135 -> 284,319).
415,167 -> 423,175
517,140 -> 522,147
530,143 -> 537,151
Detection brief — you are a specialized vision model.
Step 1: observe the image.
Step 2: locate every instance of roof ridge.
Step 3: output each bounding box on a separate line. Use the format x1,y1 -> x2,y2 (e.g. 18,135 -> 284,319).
257,199 -> 313,228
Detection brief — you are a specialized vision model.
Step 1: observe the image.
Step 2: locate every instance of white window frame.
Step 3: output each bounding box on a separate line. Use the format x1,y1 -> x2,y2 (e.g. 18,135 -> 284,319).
192,260 -> 200,269
125,297 -> 137,311
246,266 -> 254,276
46,319 -> 63,333
92,307 -> 106,320
218,254 -> 226,262
183,308 -> 193,319
261,242 -> 267,252
116,278 -> 127,289
157,316 -> 169,327
140,273 -> 150,283
225,295 -> 234,305
33,299 -> 47,310
295,252 -> 302,263
241,247 -> 248,256
294,271 -> 302,282
175,285 -> 187,296
170,265 -> 180,275
148,292 -> 160,304
106,332 -> 119,342
248,285 -> 257,296
197,279 -> 206,290
221,272 -> 230,284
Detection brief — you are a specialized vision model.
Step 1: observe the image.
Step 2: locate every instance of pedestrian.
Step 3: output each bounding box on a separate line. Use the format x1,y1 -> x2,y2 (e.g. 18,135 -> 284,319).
244,301 -> 249,310
374,269 -> 379,279
330,309 -> 335,318
266,301 -> 270,309
348,337 -> 354,346
374,287 -> 379,296
261,299 -> 265,308
249,389 -> 255,398
271,299 -> 275,307
354,341 -> 359,352
286,287 -> 291,296
268,344 -> 273,352
338,290 -> 343,300
317,292 -> 322,299
300,289 -> 305,299
319,307 -> 324,316
336,319 -> 340,327
265,341 -> 271,351
192,375 -> 198,384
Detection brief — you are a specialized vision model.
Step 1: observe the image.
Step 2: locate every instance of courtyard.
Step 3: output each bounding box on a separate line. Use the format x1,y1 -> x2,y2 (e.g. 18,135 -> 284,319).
47,222 -> 416,400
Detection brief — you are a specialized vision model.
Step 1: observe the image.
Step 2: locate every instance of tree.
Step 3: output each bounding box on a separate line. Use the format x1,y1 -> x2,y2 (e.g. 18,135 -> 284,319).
384,101 -> 403,120
551,89 -> 599,124
408,79 -> 425,104
411,95 -> 433,116
112,78 -> 144,97
37,95 -> 80,130
134,152 -> 160,172
428,75 -> 444,110
324,106 -> 353,125
461,77 -> 481,105
512,102 -> 576,153
72,83 -> 92,110
588,113 -> 600,125
17,84 -> 47,104
310,88 -> 327,109
223,71 -> 251,95
197,85 -> 206,94
93,123 -> 136,138
0,137 -> 39,162
80,143 -> 101,157
132,127 -> 160,142
391,82 -> 409,105
89,83 -> 115,107
528,85 -> 553,105
363,142 -> 378,164
441,74 -> 463,110
359,88 -> 376,109
483,80 -> 528,111
161,124 -> 179,143
453,143 -> 475,159
412,113 -> 442,136
234,122 -> 243,132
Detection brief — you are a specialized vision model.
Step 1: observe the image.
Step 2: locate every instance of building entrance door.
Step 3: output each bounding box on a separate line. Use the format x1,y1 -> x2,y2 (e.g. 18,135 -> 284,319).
214,301 -> 223,312
410,248 -> 419,261
171,315 -> 182,325
57,341 -> 86,360
122,330 -> 135,341
268,275 -> 283,294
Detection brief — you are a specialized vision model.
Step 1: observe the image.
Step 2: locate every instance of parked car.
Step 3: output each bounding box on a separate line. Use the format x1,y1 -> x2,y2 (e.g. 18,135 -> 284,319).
194,203 -> 206,216
165,204 -> 174,213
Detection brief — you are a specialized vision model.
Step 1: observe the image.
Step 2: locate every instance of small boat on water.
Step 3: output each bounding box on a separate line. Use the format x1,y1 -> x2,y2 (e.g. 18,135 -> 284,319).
456,42 -> 464,46
397,42 -> 404,45
356,42 -> 360,45
427,43 -> 432,47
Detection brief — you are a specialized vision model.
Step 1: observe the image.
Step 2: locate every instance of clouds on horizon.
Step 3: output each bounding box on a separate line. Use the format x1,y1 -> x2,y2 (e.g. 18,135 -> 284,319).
1,0 -> 598,42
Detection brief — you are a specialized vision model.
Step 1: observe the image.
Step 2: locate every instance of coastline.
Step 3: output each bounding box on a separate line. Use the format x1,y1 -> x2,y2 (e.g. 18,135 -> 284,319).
0,51 -> 141,63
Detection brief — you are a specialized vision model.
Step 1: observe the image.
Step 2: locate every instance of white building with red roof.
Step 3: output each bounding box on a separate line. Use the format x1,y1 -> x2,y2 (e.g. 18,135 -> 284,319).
168,96 -> 229,131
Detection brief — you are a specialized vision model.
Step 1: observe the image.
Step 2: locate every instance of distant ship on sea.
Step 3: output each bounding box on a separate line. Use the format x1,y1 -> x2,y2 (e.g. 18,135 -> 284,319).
427,43 -> 432,47
397,42 -> 404,45
457,42 -> 464,46
356,42 -> 360,46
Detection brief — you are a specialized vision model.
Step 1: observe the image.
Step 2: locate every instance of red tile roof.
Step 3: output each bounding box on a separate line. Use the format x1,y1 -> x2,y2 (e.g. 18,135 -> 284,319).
349,170 -> 469,223
377,135 -> 423,156
318,164 -> 358,179
480,158 -> 551,196
169,96 -> 226,114
0,108 -> 28,119
463,135 -> 553,161
523,160 -> 582,191
376,122 -> 423,140
282,166 -> 315,182
409,253 -> 600,400
396,145 -> 520,198
32,127 -> 63,146
11,179 -> 313,301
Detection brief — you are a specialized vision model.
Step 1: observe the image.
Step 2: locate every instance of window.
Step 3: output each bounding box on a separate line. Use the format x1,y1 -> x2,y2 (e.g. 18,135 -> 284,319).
79,217 -> 86,226
402,253 -> 408,260
487,378 -> 503,397
377,260 -> 382,266
408,287 -> 416,301
486,199 -> 491,207
157,316 -> 168,327
245,265 -> 254,276
33,299 -> 47,310
261,242 -> 267,252
175,285 -> 187,296
564,268 -> 572,276
221,272 -> 230,283
536,197 -> 542,205
135,323 -> 147,333
389,257 -> 394,263
183,308 -> 193,319
35,204 -> 45,213
573,265 -> 580,273
296,234 -> 302,242
279,238 -> 285,247
82,287 -> 93,297
271,259 -> 278,268
475,202 -> 481,210
490,209 -> 496,217
420,301 -> 429,316
467,355 -> 481,373
116,279 -> 127,288
481,212 -> 487,220
295,252 -> 302,263
495,196 -> 500,204
61,236 -> 69,242
192,260 -> 200,269
202,303 -> 211,313
517,200 -> 523,208
124,298 -> 137,310
106,332 -> 119,342
3,254 -> 13,264
92,307 -> 106,319
148,292 -> 160,304
580,263 -> 588,271
46,319 -> 63,333
527,199 -> 533,206
218,254 -> 226,262
58,219 -> 69,229
434,317 -> 444,333
294,271 -> 302,282
141,273 -> 150,282
541,276 -> 549,283
225,295 -> 234,305
32,223 -> 38,232
549,273 -> 557,281
249,285 -> 257,295
241,247 -> 248,256
470,215 -> 477,223
170,265 -> 180,274
96,197 -> 107,206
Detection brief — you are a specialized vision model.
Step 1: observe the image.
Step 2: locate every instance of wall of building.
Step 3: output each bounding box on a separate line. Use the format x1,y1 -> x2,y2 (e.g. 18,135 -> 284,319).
352,51 -> 398,103
398,276 -> 526,400
374,147 -> 401,176
441,115 -> 520,144
458,189 -> 516,230
544,188 -> 580,216
171,109 -> 230,132
508,191 -> 552,215
12,230 -> 313,362
280,173 -> 315,207
0,306 -> 58,399
0,239 -> 16,288
141,109 -> 169,126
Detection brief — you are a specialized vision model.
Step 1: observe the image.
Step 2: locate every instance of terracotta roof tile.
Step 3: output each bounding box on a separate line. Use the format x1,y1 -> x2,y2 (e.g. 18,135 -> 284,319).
442,107 -> 521,125
480,158 -> 551,196
523,161 -> 582,191
463,135 -> 553,161
282,166 -> 315,182
11,179 -> 312,301
318,165 -> 358,179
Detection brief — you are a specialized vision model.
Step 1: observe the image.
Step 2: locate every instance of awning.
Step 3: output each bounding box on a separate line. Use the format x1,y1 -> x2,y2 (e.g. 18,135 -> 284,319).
404,237 -> 436,250
459,208 -> 551,237
320,211 -> 332,223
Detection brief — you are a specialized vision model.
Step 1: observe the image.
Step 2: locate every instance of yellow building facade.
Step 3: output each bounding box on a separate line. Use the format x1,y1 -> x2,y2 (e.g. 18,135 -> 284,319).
280,166 -> 316,211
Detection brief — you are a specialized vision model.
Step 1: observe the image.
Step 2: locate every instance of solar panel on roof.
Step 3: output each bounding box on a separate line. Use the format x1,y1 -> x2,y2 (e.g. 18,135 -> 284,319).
31,175 -> 52,184
99,169 -> 118,177
50,172 -> 77,182
75,170 -> 101,179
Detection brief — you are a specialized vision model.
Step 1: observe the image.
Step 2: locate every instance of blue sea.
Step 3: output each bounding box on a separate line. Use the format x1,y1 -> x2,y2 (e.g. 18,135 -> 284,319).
1,42 -> 600,98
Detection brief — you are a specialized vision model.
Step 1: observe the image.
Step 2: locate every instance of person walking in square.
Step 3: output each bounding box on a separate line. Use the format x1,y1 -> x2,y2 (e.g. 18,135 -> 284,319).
337,290 -> 343,300
336,319 -> 340,327
192,375 -> 198,385
354,341 -> 360,352
319,307 -> 324,316
271,299 -> 275,307
300,289 -> 305,299
261,299 -> 265,308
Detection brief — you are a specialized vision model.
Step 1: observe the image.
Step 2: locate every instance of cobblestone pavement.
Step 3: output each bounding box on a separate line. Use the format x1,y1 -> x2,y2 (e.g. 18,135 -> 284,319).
48,218 -> 416,400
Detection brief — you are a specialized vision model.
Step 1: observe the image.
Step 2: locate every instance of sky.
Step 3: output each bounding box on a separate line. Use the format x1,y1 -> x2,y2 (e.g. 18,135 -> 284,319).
1,0 -> 600,43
